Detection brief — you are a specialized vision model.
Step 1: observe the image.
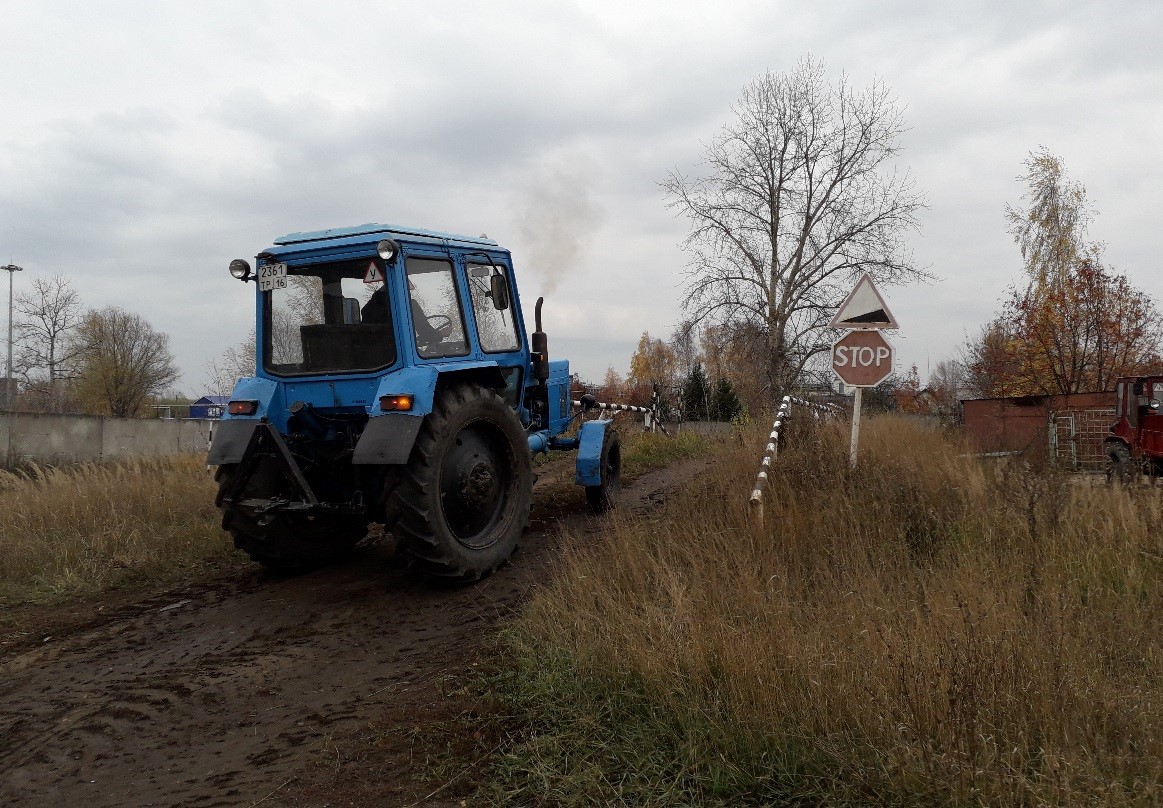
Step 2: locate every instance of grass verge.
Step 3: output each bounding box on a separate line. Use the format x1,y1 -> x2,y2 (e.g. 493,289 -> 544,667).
493,416 -> 1163,806
0,455 -> 235,607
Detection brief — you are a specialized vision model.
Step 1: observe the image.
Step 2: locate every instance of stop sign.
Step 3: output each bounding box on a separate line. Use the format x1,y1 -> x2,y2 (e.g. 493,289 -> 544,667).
832,330 -> 893,387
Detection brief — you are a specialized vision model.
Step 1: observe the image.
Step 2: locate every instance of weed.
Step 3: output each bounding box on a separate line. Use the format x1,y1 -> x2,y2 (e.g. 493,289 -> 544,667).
0,455 -> 235,606
494,415 -> 1163,806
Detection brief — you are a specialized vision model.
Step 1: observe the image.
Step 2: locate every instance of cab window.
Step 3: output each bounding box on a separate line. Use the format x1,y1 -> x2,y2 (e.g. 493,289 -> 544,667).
264,261 -> 394,375
405,257 -> 468,359
466,263 -> 520,353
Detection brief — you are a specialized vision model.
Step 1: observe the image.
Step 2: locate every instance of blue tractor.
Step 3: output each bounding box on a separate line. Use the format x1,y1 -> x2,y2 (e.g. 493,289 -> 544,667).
208,224 -> 620,579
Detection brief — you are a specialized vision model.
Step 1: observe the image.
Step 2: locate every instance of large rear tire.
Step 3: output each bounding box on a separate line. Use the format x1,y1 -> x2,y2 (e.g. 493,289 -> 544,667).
388,383 -> 533,581
215,465 -> 366,574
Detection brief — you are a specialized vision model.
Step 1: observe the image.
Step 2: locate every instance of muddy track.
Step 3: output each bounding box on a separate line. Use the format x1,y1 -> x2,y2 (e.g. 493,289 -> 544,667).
0,454 -> 712,808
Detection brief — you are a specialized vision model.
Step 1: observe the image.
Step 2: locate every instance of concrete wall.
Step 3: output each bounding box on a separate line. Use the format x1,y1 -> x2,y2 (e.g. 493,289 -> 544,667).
0,413 -> 216,467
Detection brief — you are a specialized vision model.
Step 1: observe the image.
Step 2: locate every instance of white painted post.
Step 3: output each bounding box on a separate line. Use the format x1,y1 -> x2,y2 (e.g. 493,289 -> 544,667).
849,387 -> 862,467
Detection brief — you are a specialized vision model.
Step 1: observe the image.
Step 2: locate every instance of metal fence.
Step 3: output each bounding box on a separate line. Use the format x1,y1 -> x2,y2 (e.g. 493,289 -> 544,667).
1049,407 -> 1116,471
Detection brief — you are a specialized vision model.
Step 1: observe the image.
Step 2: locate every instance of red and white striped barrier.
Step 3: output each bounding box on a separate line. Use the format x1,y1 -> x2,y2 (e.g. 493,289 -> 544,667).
572,395 -> 669,434
572,400 -> 651,414
749,395 -> 846,526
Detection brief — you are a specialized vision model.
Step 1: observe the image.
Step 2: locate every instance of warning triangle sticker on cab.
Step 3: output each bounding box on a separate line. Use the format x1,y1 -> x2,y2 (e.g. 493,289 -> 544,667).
829,273 -> 898,329
363,260 -> 384,284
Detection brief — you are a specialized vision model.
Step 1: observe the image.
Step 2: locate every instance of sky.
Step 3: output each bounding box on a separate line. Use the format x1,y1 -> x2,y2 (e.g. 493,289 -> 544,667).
1,0 -> 1160,395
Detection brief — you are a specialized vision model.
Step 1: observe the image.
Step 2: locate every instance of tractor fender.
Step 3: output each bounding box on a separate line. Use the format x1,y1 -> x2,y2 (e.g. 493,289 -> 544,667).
576,419 -> 612,487
370,362 -> 507,418
206,376 -> 280,465
372,365 -> 440,416
1104,436 -> 1133,455
355,362 -> 508,465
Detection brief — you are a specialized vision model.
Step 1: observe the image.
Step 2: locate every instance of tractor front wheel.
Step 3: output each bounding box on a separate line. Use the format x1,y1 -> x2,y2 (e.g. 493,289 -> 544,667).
585,428 -> 621,514
1106,443 -> 1134,486
388,383 -> 533,581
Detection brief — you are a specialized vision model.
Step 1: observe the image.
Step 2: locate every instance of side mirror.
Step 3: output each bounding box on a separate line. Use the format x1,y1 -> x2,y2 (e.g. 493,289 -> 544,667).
490,274 -> 510,310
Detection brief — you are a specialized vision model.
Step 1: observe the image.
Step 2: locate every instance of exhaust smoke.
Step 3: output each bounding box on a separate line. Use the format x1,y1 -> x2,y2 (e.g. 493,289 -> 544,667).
516,155 -> 603,296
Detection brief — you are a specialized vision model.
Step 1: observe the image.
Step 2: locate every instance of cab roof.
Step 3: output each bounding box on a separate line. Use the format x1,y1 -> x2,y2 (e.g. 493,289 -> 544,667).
273,223 -> 499,250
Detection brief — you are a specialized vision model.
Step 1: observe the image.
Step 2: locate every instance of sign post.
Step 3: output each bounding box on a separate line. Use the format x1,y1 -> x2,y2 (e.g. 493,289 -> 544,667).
830,274 -> 898,466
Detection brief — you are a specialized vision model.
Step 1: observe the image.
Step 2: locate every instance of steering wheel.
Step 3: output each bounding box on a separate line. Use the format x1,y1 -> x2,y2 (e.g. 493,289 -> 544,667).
427,314 -> 453,333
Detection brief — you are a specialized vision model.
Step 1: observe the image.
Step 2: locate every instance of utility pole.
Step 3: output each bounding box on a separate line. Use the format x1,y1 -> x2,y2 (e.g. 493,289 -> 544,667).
2,263 -> 22,467
1,263 -> 21,404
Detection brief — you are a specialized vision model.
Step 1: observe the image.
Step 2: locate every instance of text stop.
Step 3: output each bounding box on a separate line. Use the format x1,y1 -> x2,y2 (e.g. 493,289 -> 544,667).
832,330 -> 893,387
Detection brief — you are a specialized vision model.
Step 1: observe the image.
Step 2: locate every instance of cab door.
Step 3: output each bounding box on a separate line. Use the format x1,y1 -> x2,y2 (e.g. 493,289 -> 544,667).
463,259 -> 526,410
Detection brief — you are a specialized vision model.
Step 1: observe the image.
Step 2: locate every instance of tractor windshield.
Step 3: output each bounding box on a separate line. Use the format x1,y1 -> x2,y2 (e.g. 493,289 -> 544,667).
263,259 -> 396,376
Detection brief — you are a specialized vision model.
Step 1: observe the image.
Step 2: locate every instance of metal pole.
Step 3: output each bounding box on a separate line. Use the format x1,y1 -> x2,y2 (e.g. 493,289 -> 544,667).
849,386 -> 863,467
3,264 -> 22,467
3,265 -> 20,391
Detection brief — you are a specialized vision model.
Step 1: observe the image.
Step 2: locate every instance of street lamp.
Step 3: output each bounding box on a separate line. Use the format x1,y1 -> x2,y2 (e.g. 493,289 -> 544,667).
1,264 -> 21,410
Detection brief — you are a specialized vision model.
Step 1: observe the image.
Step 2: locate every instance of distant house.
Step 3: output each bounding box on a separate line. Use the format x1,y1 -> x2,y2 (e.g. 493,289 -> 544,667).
190,395 -> 229,419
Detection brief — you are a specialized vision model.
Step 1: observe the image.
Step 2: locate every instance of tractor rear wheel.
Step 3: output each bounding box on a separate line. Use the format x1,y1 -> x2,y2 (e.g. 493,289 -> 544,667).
1106,443 -> 1134,486
215,465 -> 366,574
585,428 -> 621,514
388,382 -> 533,581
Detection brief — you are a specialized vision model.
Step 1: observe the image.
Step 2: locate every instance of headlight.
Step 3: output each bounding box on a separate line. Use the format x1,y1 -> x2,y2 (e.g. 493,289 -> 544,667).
229,259 -> 252,281
376,239 -> 399,262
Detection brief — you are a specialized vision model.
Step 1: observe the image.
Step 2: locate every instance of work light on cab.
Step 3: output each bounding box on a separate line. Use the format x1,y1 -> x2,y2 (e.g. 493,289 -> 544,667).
229,259 -> 252,281
376,239 -> 399,262
227,400 -> 258,416
379,394 -> 413,412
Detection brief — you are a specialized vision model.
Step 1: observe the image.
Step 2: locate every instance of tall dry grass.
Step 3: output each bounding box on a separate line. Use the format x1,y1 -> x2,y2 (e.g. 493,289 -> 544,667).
498,416 -> 1163,805
0,456 -> 233,605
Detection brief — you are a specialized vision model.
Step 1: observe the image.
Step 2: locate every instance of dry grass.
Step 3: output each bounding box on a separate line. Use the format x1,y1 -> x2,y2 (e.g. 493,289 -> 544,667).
0,456 -> 234,606
496,415 -> 1163,806
0,427 -> 708,609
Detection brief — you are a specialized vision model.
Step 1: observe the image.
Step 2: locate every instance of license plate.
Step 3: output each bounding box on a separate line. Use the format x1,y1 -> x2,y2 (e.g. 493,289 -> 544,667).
258,262 -> 288,292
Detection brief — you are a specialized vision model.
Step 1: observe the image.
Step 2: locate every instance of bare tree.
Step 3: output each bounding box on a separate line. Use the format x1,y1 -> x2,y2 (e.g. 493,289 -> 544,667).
662,57 -> 927,397
14,274 -> 84,410
72,307 -> 181,417
204,338 -> 256,398
928,357 -> 968,416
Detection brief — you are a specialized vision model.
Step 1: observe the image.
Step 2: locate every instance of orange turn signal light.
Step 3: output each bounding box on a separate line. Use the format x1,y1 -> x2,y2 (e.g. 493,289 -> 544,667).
379,394 -> 414,412
227,400 -> 258,416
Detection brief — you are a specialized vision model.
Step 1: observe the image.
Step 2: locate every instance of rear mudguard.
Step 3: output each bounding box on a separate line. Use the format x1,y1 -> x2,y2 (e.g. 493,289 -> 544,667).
352,413 -> 423,464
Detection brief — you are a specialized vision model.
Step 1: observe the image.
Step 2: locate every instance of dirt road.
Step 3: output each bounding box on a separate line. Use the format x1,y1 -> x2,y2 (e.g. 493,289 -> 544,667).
0,455 -> 711,807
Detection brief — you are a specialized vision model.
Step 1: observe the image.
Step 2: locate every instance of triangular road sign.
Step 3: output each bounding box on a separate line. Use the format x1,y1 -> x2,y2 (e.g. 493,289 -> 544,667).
829,273 -> 898,329
363,260 -> 384,284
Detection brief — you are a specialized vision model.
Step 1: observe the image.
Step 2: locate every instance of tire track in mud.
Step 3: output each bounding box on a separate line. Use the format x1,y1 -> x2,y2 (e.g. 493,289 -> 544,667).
0,454 -> 713,808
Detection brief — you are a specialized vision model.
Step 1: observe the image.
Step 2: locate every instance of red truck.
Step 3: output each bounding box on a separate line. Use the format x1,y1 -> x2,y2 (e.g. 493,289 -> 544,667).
1106,376 -> 1163,482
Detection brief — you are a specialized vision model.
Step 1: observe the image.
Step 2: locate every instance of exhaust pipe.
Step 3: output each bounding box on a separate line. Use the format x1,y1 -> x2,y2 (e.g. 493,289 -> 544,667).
532,297 -> 549,382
